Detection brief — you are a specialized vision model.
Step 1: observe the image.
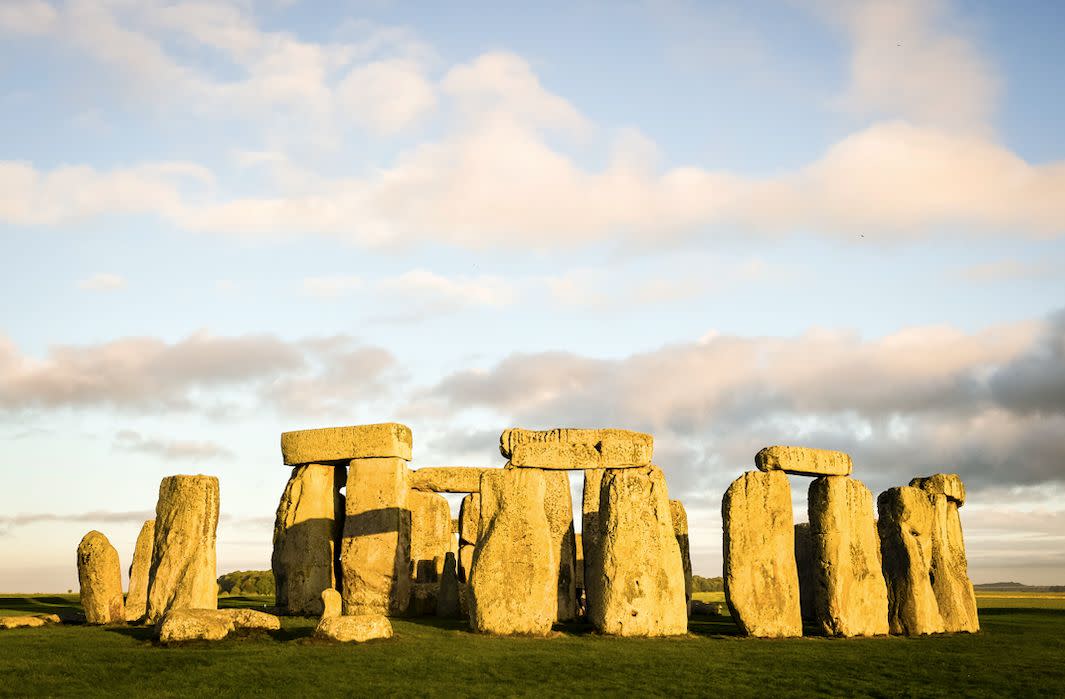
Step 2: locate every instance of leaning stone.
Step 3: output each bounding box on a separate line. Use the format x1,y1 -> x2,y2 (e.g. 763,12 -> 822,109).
793,523 -> 817,625
272,463 -> 345,615
928,494 -> 979,632
808,476 -> 889,637
282,423 -> 412,465
670,500 -> 693,617
125,520 -> 155,622
722,470 -> 802,637
437,552 -> 461,618
77,530 -> 125,624
877,487 -> 945,635
315,614 -> 393,642
581,469 -> 604,620
219,608 -> 282,632
910,473 -> 966,507
157,609 -> 232,642
500,428 -> 653,470
146,475 -> 220,623
468,469 -> 556,635
409,490 -> 453,583
544,471 -> 578,622
321,589 -> 342,619
341,457 -> 410,616
756,446 -> 852,477
410,467 -> 491,493
590,466 -> 687,636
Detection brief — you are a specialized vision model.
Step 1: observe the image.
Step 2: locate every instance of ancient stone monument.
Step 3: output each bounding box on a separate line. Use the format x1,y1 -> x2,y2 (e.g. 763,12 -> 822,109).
458,493 -> 480,583
878,486 -> 946,635
124,519 -> 155,622
670,500 -> 693,617
76,530 -> 125,624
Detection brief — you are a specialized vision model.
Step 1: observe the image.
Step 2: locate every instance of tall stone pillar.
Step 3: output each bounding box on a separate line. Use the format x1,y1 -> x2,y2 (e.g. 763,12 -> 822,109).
793,522 -> 816,625
409,490 -> 453,583
581,468 -> 604,620
77,530 -> 125,624
124,519 -> 155,622
458,493 -> 480,583
877,486 -> 945,635
670,500 -> 693,617
544,471 -> 578,622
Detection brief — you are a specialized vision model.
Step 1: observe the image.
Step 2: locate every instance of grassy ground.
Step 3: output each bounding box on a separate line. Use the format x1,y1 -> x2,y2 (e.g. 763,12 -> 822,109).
1,592 -> 1063,697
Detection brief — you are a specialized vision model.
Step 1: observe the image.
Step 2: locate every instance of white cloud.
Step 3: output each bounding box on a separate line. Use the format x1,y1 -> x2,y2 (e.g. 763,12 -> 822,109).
302,275 -> 364,298
337,58 -> 437,134
0,0 -> 57,35
78,273 -> 126,291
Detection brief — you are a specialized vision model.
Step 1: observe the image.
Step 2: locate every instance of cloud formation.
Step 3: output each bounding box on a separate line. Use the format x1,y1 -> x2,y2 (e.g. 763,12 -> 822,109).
113,429 -> 235,461
78,273 -> 126,291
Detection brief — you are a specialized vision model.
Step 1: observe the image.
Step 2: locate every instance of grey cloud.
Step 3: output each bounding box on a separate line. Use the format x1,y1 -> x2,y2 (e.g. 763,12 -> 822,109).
113,430 -> 235,461
989,309 -> 1065,416
0,510 -> 155,536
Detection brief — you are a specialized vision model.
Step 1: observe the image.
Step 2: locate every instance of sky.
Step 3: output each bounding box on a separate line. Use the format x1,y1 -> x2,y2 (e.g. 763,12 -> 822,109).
0,0 -> 1063,592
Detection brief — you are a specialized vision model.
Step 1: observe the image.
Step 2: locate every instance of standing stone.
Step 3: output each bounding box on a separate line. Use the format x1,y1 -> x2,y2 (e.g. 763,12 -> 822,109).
574,533 -> 584,590
722,470 -> 802,638
272,463 -> 345,615
928,493 -> 980,633
544,471 -> 578,622
808,476 -> 889,637
458,493 -> 480,583
670,500 -> 693,617
409,490 -> 453,583
146,475 -> 219,623
591,466 -> 687,637
877,486 -> 945,635
341,457 -> 411,616
321,588 -> 342,619
468,469 -> 556,635
124,520 -> 155,622
437,552 -> 461,618
581,468 -> 604,620
77,531 -> 125,624
793,523 -> 816,625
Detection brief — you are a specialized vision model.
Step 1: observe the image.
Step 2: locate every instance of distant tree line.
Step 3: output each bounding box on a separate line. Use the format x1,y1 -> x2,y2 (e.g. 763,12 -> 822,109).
692,575 -> 724,592
217,570 -> 274,596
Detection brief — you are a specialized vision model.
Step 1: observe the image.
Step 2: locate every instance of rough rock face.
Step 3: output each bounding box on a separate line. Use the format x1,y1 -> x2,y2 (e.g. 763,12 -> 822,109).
928,493 -> 980,632
591,466 -> 687,636
793,523 -> 816,625
341,457 -> 411,616
544,471 -> 578,621
581,469 -> 604,620
910,474 -> 966,506
272,463 -> 345,615
315,614 -> 393,642
409,490 -> 453,583
124,519 -> 155,622
321,588 -> 342,619
722,470 -> 802,638
409,467 -> 490,493
437,552 -> 461,618
468,469 -> 556,635
755,446 -> 853,477
808,476 -> 889,637
458,493 -> 480,583
0,615 -> 57,629
282,423 -> 412,464
500,428 -> 653,470
877,486 -> 945,635
219,608 -> 282,631
146,475 -> 220,623
156,608 -> 280,642
670,500 -> 693,617
77,530 -> 125,624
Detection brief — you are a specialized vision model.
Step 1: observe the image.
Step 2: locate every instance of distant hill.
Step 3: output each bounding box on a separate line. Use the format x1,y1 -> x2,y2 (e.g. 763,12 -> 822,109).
974,581 -> 1065,592
692,575 -> 723,592
217,570 -> 274,596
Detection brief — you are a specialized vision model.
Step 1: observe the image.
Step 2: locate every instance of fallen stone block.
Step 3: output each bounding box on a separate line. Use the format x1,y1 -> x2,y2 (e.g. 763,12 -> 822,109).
315,614 -> 393,643
157,609 -> 232,642
755,446 -> 853,477
0,615 -> 59,630
500,428 -> 653,470
282,423 -> 412,465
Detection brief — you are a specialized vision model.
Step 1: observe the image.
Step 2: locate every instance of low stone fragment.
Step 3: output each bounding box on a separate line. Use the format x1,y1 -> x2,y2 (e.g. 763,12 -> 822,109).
282,423 -> 412,465
581,469 -> 604,620
220,608 -> 282,632
437,552 -> 461,618
910,473 -> 966,507
409,467 -> 491,493
0,616 -> 48,629
793,523 -> 816,625
670,500 -> 693,617
315,614 -> 393,643
77,530 -> 125,625
321,588 -> 342,619
544,471 -> 578,622
125,520 -> 155,622
157,609 -> 232,642
500,428 -> 653,470
877,486 -> 945,635
409,490 -> 453,583
722,470 -> 802,638
755,446 -> 852,477
928,493 -> 979,632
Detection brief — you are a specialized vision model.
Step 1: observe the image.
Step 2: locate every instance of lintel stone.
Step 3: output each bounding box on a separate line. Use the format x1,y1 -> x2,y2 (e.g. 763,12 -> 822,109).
500,428 -> 653,470
409,467 -> 492,493
755,445 -> 852,477
281,423 -> 412,465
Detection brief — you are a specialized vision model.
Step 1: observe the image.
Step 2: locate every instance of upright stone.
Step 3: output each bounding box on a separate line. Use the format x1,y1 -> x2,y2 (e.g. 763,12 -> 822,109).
808,476 -> 889,637
437,552 -> 461,618
722,470 -> 802,637
670,500 -> 693,617
468,469 -> 556,635
500,428 -> 653,470
321,588 -> 342,619
544,471 -> 578,622
928,492 -> 980,633
146,475 -> 219,623
341,457 -> 410,616
77,531 -> 124,624
877,486 -> 945,635
124,520 -> 155,622
591,466 -> 687,636
574,533 -> 584,591
272,463 -> 345,615
793,523 -> 816,625
581,468 -> 604,620
458,493 -> 480,583
409,490 -> 453,582
756,446 -> 853,477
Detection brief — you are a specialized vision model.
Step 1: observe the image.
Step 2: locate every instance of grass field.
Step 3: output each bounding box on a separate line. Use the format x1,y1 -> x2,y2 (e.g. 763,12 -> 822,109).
1,592 -> 1063,697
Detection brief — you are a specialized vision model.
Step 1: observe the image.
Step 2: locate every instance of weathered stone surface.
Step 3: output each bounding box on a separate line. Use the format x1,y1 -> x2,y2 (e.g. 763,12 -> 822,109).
755,446 -> 853,477
500,428 -> 653,470
877,486 -> 945,635
437,552 -> 461,618
282,423 -> 412,465
315,614 -> 393,642
220,608 -> 282,631
321,588 -> 342,619
458,543 -> 475,585
928,494 -> 979,632
722,470 -> 802,638
910,473 -> 966,507
146,475 -> 219,623
409,490 -> 452,583
410,467 -> 490,493
157,609 -> 231,642
272,463 -> 345,615
125,520 -> 155,621
459,493 -> 480,547
468,469 -> 556,635
340,457 -> 410,616
590,466 -> 687,636
0,615 -> 55,629
544,471 -> 578,622
793,523 -> 816,625
808,476 -> 889,637
581,468 -> 604,620
670,500 -> 693,617
77,530 -> 125,625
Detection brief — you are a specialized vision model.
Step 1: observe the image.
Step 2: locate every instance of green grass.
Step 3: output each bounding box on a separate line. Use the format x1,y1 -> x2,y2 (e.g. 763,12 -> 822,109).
1,593 -> 1063,697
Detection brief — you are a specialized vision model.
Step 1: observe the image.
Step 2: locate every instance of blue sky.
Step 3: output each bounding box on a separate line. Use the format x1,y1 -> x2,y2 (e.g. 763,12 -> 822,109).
1,0 -> 1063,591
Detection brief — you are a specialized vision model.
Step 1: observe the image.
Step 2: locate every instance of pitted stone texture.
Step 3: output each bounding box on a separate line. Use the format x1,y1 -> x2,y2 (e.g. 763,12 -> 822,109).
146,475 -> 219,623
878,487 -> 945,636
437,552 -> 461,618
591,466 -> 688,637
468,469 -> 556,635
77,531 -> 125,625
794,523 -> 816,625
929,494 -> 979,632
722,470 -> 802,638
670,500 -> 693,617
910,474 -> 966,507
808,476 -> 889,637
157,608 -> 280,642
315,614 -> 393,642
272,463 -> 345,615
500,428 -> 653,470
282,423 -> 412,465
341,457 -> 411,616
581,468 -> 604,620
544,471 -> 578,621
409,490 -> 453,583
125,519 -> 155,621
220,608 -> 282,631
321,589 -> 342,619
756,446 -> 853,477
410,467 -> 491,493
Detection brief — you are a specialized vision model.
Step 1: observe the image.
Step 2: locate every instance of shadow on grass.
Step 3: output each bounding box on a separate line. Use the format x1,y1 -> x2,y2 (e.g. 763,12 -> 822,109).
687,614 -> 743,637
102,625 -> 157,642
979,607 -> 1065,618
